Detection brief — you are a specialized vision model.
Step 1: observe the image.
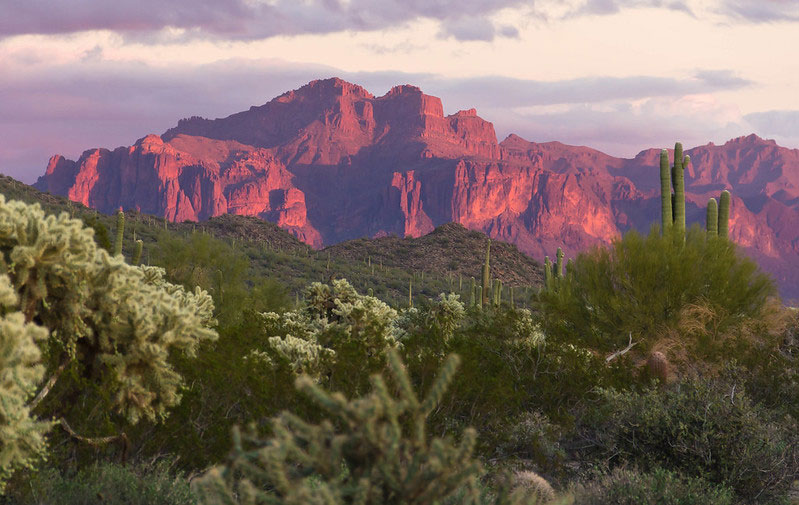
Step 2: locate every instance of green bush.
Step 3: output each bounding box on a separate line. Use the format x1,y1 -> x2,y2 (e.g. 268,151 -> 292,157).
499,411 -> 565,475
538,225 -> 775,356
19,461 -> 196,505
151,231 -> 289,327
192,350 -> 552,505
577,378 -> 799,503
574,467 -> 734,505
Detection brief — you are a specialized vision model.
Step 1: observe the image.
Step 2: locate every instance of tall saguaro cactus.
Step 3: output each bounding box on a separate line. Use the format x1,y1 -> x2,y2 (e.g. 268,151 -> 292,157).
113,209 -> 125,257
482,238 -> 491,305
672,143 -> 687,235
469,277 -> 476,307
660,149 -> 672,232
544,256 -> 553,291
556,248 -> 564,278
494,279 -> 502,307
706,198 -> 718,237
132,239 -> 144,265
718,190 -> 731,239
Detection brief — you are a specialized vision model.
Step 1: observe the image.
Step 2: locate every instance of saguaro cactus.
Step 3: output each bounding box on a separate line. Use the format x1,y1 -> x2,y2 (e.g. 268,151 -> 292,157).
482,239 -> 491,305
556,247 -> 564,278
408,279 -> 413,308
469,277 -> 476,307
132,239 -> 144,265
114,209 -> 125,257
706,198 -> 718,237
672,143 -> 686,235
718,190 -> 731,239
544,256 -> 553,291
660,149 -> 672,232
494,279 -> 502,307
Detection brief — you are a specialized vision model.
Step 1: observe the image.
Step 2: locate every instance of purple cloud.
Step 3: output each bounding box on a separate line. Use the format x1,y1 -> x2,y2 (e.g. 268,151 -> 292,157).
0,0 -> 528,41
719,0 -> 799,23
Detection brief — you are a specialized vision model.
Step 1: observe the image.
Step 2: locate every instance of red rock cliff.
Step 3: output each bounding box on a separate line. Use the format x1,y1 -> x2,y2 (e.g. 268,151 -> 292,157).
35,78 -> 799,299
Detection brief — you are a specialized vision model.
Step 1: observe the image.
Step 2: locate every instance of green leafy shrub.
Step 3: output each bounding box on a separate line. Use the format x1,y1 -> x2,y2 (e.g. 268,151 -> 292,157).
395,301 -> 633,451
81,214 -> 112,252
573,467 -> 734,505
499,412 -> 565,475
577,379 -> 799,503
151,230 -> 287,327
19,461 -> 196,505
192,350 -> 557,505
538,225 -> 776,357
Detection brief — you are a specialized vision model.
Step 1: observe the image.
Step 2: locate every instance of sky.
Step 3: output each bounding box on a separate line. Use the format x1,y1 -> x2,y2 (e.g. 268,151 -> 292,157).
1,0 -> 798,183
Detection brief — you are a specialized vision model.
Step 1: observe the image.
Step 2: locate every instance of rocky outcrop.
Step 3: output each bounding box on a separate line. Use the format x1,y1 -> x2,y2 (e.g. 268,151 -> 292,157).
35,78 -> 799,299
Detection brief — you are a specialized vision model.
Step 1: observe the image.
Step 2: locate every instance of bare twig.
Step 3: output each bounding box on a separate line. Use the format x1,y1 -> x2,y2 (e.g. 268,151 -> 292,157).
606,333 -> 637,363
58,418 -> 130,464
29,355 -> 70,411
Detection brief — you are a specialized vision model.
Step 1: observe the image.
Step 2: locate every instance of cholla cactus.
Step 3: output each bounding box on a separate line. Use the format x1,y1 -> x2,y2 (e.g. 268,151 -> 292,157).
0,274 -> 50,490
193,350 -> 537,505
394,293 -> 466,345
257,279 -> 399,383
0,195 -> 217,483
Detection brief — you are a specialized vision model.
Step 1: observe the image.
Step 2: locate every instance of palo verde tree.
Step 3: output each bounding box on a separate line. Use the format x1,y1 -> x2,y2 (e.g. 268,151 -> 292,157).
0,195 -> 217,487
538,225 -> 775,355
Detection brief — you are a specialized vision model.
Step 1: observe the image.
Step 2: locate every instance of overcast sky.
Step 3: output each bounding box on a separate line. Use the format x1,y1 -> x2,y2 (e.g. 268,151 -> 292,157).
1,0 -> 798,183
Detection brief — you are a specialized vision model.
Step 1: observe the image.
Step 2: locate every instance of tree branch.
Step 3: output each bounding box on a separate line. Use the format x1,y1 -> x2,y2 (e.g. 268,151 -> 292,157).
29,354 -> 70,411
58,418 -> 130,464
606,333 -> 637,363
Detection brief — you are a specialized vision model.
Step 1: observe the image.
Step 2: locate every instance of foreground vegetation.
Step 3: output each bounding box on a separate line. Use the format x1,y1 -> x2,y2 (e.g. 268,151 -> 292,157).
2,143 -> 799,504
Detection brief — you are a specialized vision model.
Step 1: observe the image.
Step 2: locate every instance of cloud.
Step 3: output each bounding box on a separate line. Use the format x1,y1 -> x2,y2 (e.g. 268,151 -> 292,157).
559,0 -> 694,18
0,0 -> 528,40
419,70 -> 751,109
2,0 -> 796,42
718,0 -> 799,23
437,17 -> 518,41
494,94 -> 751,159
743,110 -> 799,150
694,69 -> 752,88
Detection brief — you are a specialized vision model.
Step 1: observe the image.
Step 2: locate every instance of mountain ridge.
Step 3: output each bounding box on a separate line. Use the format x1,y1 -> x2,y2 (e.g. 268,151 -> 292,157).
33,77 -> 799,299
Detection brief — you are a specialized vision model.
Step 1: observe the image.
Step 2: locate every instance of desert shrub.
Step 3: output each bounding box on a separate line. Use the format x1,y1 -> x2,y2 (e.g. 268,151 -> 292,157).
151,231 -> 289,327
397,303 -> 634,454
499,411 -> 565,475
732,311 -> 799,421
577,378 -> 799,503
81,214 -> 112,252
20,461 -> 197,505
538,225 -> 775,356
573,467 -> 734,505
192,350 -> 557,505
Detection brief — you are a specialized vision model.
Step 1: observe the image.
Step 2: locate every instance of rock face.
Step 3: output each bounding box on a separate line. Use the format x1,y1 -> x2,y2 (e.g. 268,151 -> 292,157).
35,77 -> 799,299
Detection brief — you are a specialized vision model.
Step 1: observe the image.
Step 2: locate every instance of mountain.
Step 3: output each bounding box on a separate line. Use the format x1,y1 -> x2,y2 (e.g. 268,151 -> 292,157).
34,78 -> 799,299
